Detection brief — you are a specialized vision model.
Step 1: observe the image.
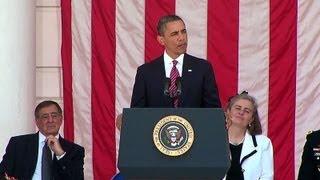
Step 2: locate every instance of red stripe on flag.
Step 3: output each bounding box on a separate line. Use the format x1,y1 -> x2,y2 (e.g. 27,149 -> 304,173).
269,0 -> 297,179
61,0 -> 74,142
207,0 -> 239,107
92,0 -> 116,179
145,0 -> 175,62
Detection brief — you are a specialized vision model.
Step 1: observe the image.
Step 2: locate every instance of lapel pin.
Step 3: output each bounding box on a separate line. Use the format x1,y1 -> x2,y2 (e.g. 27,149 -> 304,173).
188,69 -> 192,72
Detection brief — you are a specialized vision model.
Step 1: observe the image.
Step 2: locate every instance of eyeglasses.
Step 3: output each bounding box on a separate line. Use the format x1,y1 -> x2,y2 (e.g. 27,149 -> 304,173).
38,112 -> 61,121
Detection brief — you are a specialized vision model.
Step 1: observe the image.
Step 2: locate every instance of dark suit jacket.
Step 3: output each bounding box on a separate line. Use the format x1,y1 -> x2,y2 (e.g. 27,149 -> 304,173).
0,132 -> 84,180
130,53 -> 221,108
298,130 -> 320,180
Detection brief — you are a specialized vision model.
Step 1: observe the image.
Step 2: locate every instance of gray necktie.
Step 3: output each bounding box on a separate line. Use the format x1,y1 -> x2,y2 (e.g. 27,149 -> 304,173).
42,142 -> 52,180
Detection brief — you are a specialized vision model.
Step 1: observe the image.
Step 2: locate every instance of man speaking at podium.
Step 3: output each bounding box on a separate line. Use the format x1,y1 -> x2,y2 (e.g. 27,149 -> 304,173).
131,15 -> 221,108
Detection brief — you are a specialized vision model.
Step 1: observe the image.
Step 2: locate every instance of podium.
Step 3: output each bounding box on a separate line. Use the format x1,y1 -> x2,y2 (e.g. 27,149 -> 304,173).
118,108 -> 229,179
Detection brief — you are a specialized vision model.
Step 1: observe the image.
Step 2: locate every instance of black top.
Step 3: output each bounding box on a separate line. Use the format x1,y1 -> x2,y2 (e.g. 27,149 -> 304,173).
226,143 -> 244,180
298,130 -> 320,180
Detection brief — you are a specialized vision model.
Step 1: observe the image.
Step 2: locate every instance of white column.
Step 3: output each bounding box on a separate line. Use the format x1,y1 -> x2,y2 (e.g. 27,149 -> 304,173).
0,0 -> 36,158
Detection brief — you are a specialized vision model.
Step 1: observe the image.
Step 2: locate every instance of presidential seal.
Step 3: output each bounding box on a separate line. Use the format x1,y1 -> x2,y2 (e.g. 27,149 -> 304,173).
153,115 -> 194,156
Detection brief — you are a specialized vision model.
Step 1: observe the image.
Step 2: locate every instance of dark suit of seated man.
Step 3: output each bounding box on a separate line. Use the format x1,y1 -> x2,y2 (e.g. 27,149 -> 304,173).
298,130 -> 320,180
0,100 -> 84,180
130,15 -> 221,108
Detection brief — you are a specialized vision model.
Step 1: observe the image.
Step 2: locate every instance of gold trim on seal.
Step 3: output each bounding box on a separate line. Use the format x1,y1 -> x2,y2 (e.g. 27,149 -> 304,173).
153,115 -> 194,156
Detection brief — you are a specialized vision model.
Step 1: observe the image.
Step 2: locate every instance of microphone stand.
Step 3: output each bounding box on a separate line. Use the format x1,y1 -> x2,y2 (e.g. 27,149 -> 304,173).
164,77 -> 182,107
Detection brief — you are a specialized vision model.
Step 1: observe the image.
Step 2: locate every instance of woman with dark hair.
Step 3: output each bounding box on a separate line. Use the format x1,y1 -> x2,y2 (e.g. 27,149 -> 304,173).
224,92 -> 274,180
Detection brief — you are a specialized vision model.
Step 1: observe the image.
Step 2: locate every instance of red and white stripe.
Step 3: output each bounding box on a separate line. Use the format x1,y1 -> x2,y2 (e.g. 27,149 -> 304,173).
61,0 -> 320,179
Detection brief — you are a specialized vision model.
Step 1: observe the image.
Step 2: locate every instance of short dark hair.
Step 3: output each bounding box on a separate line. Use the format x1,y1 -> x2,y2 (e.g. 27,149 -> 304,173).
34,100 -> 62,118
226,92 -> 262,135
157,15 -> 185,36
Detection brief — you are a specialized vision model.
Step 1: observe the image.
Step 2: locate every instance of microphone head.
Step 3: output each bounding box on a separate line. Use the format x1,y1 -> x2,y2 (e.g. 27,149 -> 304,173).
176,77 -> 182,96
164,78 -> 171,96
176,89 -> 182,96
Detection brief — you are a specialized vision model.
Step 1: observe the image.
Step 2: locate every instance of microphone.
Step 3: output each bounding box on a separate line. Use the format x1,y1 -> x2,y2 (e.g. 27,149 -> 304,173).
176,77 -> 182,96
164,78 -> 171,96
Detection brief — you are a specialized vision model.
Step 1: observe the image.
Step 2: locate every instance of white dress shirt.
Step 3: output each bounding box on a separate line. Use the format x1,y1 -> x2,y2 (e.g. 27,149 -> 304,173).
32,133 -> 64,180
163,51 -> 184,78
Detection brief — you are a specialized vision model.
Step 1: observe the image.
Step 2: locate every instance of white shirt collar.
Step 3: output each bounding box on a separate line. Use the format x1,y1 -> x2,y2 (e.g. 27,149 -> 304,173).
38,132 -> 60,143
33,132 -> 60,180
164,51 -> 184,65
163,51 -> 184,78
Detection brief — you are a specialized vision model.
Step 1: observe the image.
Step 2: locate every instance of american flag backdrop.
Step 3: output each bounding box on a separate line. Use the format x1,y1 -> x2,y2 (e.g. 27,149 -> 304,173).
60,0 -> 320,179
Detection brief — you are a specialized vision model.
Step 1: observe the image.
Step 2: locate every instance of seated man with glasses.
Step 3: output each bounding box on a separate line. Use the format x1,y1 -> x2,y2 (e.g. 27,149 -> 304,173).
0,100 -> 84,180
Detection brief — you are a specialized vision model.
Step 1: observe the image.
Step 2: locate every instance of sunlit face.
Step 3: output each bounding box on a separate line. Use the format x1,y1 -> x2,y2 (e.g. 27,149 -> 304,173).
157,20 -> 188,59
227,99 -> 254,129
36,104 -> 62,137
